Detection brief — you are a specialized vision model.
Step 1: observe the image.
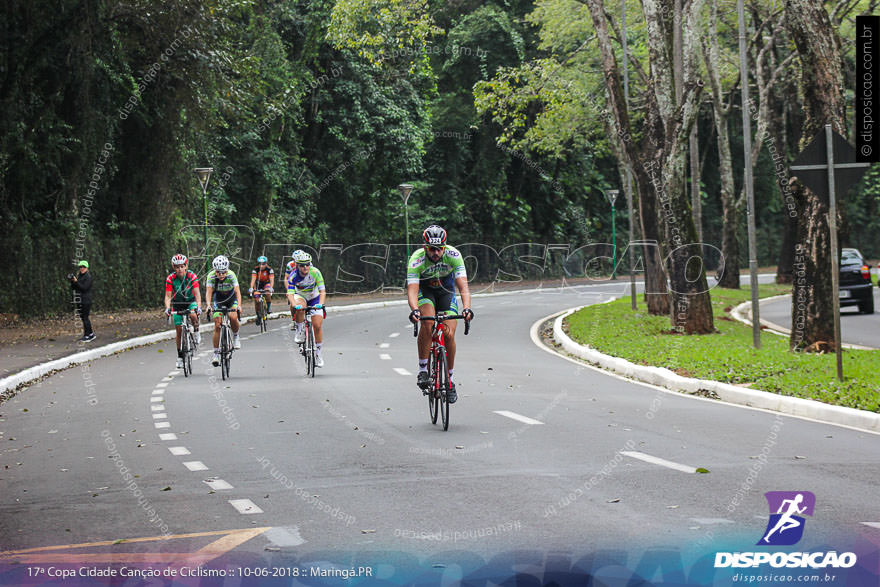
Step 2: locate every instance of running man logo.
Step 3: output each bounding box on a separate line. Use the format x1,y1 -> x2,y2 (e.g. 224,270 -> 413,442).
758,491 -> 816,546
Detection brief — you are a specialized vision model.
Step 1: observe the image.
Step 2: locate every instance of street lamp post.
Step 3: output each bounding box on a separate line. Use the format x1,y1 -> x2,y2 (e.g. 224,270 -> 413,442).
398,183 -> 414,258
606,189 -> 619,279
194,167 -> 214,254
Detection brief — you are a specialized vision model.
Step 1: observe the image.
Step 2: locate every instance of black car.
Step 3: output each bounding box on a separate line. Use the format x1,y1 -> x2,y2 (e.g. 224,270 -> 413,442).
839,248 -> 874,314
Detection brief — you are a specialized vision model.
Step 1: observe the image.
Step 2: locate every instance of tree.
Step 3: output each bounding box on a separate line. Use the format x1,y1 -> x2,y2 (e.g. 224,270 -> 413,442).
783,0 -> 846,350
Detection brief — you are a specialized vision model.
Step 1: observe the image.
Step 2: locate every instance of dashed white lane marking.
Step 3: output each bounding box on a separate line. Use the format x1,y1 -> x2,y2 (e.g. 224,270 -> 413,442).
229,499 -> 263,514
163,375 -> 175,380
861,522 -> 880,529
152,413 -> 168,419
205,479 -> 234,491
156,382 -> 170,388
154,422 -> 171,429
380,354 -> 392,360
151,405 -> 164,412
621,451 -> 698,474
393,367 -> 412,376
158,433 -> 178,441
379,343 -> 390,349
389,332 -> 400,338
493,411 -> 545,426
169,447 -> 191,456
183,461 -> 209,471
152,389 -> 165,396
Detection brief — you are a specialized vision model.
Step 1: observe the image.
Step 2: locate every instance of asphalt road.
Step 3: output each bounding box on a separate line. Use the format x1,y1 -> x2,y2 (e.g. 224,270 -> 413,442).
760,288 -> 880,348
1,280 -> 878,583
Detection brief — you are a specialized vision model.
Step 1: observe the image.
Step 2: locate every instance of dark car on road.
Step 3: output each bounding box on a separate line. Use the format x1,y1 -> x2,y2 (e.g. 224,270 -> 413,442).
839,248 -> 874,314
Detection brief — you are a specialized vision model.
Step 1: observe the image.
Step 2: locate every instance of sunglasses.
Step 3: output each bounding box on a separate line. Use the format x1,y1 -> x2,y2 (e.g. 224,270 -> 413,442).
296,263 -> 311,268
426,246 -> 444,254
217,270 -> 228,275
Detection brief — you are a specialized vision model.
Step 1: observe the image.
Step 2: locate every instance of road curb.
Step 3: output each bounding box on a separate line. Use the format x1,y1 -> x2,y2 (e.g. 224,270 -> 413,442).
0,284 -> 606,396
731,296 -> 878,350
551,306 -> 880,434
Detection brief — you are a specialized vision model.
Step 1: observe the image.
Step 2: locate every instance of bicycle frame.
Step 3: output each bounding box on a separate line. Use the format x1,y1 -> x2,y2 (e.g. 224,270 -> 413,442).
414,314 -> 470,430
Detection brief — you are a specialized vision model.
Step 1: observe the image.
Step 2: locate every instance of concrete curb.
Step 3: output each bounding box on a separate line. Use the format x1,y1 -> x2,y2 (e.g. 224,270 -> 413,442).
731,295 -> 878,351
552,306 -> 880,434
0,284 -> 610,396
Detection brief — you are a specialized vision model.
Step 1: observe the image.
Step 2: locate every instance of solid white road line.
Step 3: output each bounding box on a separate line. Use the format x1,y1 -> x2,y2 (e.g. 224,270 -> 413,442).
158,433 -> 178,441
183,461 -> 209,471
621,451 -> 697,474
379,343 -> 390,349
861,522 -> 880,529
168,447 -> 191,456
152,413 -> 168,419
204,479 -> 234,491
393,367 -> 412,376
229,499 -> 263,514
380,354 -> 391,360
389,332 -> 400,338
493,411 -> 544,426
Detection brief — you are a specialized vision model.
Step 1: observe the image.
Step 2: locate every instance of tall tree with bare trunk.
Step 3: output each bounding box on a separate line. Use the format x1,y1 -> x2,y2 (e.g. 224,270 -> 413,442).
783,0 -> 846,350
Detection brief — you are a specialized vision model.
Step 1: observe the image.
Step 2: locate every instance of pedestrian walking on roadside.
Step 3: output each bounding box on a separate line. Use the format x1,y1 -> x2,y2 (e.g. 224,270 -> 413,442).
70,260 -> 96,342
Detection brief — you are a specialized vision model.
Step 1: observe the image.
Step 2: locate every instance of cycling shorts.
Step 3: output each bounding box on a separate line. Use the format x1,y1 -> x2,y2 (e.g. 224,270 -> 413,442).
171,302 -> 198,326
417,285 -> 459,316
212,299 -> 239,319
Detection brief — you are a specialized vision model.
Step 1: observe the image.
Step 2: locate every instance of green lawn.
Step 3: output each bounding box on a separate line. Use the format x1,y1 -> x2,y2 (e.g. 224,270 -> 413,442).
566,283 -> 880,412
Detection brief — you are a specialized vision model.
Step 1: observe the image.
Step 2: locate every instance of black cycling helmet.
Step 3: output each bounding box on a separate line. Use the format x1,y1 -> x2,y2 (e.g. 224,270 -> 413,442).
423,225 -> 447,247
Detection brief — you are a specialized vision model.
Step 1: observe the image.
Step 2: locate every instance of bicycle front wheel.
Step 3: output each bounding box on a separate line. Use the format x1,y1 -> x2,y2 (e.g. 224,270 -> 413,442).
221,327 -> 230,380
438,347 -> 450,431
260,300 -> 268,333
182,331 -> 191,377
307,325 -> 316,378
428,351 -> 439,424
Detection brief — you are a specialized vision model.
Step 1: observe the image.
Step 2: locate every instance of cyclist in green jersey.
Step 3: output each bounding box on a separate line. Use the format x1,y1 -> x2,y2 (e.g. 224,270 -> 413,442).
203,255 -> 243,366
286,250 -> 327,367
163,254 -> 202,369
407,225 -> 474,403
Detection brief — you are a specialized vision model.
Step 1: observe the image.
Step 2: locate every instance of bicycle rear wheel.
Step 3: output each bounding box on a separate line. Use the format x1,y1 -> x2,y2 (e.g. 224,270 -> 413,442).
428,351 -> 439,424
438,347 -> 450,431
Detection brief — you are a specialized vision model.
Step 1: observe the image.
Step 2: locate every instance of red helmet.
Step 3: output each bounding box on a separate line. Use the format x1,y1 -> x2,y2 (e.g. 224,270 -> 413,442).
422,225 -> 447,247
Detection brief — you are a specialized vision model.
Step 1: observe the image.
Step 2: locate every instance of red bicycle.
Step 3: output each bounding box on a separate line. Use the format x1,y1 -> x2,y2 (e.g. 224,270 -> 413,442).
413,314 -> 470,430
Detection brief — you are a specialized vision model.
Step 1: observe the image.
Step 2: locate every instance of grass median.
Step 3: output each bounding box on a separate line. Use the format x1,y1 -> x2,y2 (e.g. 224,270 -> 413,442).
566,283 -> 880,413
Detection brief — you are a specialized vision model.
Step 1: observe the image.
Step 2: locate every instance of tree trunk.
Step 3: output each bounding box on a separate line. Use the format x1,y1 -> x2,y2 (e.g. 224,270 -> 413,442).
634,163 -> 670,315
784,0 -> 846,350
700,2 -> 740,288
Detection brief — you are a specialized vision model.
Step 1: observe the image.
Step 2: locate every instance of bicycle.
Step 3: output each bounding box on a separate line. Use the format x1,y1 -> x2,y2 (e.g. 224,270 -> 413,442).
215,307 -> 239,380
172,308 -> 199,377
412,314 -> 470,431
253,289 -> 271,333
295,305 -> 326,377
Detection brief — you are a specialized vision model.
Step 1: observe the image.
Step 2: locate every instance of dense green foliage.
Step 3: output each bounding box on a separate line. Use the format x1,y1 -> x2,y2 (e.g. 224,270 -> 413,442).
567,285 -> 880,412
1,0 -> 877,316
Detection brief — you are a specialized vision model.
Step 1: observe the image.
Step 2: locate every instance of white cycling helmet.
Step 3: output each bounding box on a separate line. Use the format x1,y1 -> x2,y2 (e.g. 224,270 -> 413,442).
212,255 -> 230,271
295,251 -> 312,264
171,254 -> 187,266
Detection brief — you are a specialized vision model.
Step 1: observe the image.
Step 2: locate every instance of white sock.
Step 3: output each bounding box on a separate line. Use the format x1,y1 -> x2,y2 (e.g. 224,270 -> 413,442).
214,348 -> 220,353
448,368 -> 454,382
418,359 -> 428,373
316,343 -> 323,353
